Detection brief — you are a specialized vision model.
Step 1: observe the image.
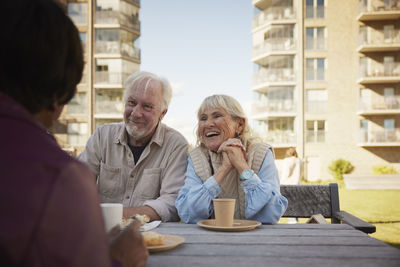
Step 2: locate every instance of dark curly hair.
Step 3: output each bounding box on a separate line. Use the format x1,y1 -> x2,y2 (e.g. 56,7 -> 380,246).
0,0 -> 83,114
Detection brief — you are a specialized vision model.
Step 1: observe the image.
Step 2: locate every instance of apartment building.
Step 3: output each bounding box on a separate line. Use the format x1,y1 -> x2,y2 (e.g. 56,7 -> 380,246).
53,0 -> 141,155
251,0 -> 400,180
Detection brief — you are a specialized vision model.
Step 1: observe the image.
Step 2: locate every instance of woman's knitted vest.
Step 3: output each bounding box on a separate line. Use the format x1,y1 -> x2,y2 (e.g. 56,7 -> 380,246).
189,142 -> 270,219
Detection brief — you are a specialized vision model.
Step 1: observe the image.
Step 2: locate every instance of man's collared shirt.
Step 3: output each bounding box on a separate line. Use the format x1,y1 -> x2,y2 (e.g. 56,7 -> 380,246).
78,122 -> 188,222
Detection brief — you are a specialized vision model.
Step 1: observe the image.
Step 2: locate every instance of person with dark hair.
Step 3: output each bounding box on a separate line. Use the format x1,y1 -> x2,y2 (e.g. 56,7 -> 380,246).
0,0 -> 147,266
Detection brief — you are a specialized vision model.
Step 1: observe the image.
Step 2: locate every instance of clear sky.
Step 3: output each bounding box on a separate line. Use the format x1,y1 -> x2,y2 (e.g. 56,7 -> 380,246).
140,0 -> 254,145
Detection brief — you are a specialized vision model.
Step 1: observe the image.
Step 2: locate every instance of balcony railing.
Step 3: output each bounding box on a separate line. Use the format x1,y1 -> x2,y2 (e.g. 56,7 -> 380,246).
94,71 -> 130,85
95,101 -> 124,115
358,30 -> 400,46
253,38 -> 295,57
306,130 -> 325,143
359,0 -> 400,12
95,10 -> 140,31
69,14 -> 87,25
95,41 -> 141,60
359,62 -> 400,78
252,100 -> 296,115
253,68 -> 295,86
359,129 -> 400,143
359,96 -> 400,110
252,6 -> 296,28
261,130 -> 296,145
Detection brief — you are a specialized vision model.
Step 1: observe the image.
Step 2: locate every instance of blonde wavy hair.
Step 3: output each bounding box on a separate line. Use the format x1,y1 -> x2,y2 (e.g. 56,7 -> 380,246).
195,94 -> 252,148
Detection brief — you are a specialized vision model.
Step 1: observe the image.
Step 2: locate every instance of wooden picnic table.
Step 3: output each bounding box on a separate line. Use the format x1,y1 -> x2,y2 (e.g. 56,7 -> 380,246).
146,222 -> 400,267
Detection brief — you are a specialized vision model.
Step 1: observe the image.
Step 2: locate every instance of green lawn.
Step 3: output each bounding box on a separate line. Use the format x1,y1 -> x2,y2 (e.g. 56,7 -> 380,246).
281,180 -> 400,249
338,187 -> 400,249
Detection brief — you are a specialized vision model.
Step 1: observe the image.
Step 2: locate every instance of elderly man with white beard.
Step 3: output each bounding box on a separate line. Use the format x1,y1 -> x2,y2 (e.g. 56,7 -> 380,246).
79,71 -> 188,222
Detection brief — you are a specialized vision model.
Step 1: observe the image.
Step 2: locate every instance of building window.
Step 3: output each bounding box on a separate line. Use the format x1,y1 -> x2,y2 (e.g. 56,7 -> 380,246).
306,89 -> 327,113
306,120 -> 325,143
360,119 -> 368,143
306,0 -> 324,19
67,123 -> 87,146
306,58 -> 325,81
68,3 -> 87,25
306,27 -> 325,50
79,32 -> 86,53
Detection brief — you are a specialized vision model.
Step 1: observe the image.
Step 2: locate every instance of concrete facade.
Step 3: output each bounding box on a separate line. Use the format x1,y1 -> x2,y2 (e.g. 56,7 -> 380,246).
251,0 -> 400,180
53,0 -> 141,155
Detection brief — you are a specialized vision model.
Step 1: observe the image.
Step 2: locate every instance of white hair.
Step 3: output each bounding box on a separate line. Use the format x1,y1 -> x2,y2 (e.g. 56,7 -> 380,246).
123,71 -> 172,111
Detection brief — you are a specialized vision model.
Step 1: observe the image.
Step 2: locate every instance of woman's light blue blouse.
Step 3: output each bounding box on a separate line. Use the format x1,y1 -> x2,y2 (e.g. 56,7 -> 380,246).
175,149 -> 288,224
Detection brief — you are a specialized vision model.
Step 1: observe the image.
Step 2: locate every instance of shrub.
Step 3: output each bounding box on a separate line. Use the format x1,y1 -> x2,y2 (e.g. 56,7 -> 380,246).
328,159 -> 354,180
372,165 -> 398,175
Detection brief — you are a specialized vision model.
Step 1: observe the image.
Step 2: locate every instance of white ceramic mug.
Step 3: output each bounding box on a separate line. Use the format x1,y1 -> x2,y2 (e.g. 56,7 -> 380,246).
100,203 -> 123,232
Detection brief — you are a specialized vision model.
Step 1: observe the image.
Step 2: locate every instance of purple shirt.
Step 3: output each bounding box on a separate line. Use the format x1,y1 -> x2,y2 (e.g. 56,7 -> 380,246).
0,92 -> 113,267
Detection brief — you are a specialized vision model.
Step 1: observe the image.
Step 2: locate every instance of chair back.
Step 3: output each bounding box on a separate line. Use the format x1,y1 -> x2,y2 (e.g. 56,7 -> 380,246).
280,183 -> 340,223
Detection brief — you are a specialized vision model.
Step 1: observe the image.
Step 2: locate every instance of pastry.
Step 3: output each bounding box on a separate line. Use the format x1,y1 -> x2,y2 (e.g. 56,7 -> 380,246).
142,231 -> 164,246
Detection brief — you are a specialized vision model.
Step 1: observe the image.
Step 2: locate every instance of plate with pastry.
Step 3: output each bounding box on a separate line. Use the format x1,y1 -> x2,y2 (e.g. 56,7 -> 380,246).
142,231 -> 184,253
122,214 -> 161,232
197,219 -> 261,232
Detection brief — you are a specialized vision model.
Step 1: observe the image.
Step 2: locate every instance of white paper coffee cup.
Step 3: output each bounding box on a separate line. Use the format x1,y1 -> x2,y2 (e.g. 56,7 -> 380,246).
100,203 -> 123,232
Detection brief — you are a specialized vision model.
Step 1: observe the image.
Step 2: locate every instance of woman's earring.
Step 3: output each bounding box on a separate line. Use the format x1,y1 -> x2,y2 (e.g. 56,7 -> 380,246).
235,132 -> 241,138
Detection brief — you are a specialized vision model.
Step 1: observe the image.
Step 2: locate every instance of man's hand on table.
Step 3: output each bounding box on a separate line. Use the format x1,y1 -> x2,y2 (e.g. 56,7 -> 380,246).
123,205 -> 161,222
108,220 -> 148,267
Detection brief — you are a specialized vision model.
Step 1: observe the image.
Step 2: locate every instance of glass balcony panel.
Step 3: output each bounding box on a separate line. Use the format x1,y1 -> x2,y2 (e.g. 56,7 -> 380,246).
360,128 -> 400,143
253,6 -> 296,28
359,95 -> 400,110
67,123 -> 88,146
253,67 -> 295,86
67,93 -> 87,115
95,89 -> 124,115
95,0 -> 140,30
68,3 -> 87,25
94,71 -> 130,84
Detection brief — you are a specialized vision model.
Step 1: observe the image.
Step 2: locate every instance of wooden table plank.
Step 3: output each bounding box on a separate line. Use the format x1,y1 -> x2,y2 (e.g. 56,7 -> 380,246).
147,255 -> 400,267
145,222 -> 400,267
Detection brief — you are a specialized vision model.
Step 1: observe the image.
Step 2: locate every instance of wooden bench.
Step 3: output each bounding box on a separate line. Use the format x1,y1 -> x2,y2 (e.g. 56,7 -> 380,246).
280,183 -> 376,234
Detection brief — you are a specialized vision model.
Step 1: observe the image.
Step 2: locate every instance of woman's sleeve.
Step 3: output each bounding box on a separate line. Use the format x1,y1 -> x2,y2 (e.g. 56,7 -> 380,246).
242,149 -> 288,224
175,157 -> 221,223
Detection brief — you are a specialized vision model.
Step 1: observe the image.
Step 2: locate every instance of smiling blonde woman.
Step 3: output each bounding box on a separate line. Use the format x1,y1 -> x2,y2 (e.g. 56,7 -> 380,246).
175,95 -> 288,224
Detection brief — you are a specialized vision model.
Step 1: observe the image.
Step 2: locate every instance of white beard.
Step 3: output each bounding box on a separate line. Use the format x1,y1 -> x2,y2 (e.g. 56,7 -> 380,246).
125,124 -> 147,141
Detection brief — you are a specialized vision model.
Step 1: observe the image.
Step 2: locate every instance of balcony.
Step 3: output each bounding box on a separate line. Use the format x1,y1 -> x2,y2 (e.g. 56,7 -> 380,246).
358,0 -> 400,21
94,71 -> 130,85
252,6 -> 296,29
306,130 -> 325,143
358,62 -> 400,84
359,129 -> 400,146
95,101 -> 124,118
253,68 -> 296,91
252,38 -> 296,62
95,10 -> 140,32
358,30 -> 400,53
253,0 -> 275,10
95,41 -> 141,60
259,130 -> 297,147
358,96 -> 400,115
252,99 -> 296,120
